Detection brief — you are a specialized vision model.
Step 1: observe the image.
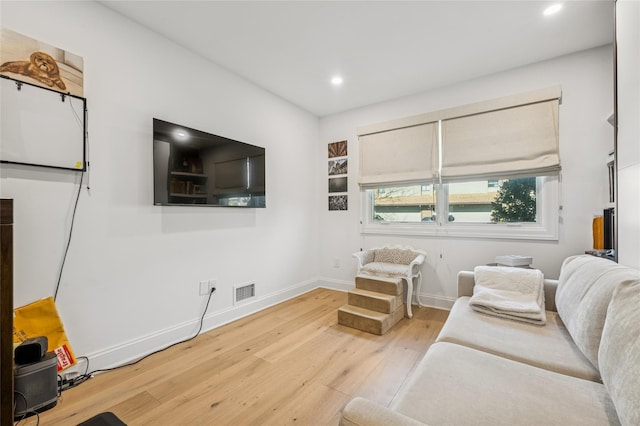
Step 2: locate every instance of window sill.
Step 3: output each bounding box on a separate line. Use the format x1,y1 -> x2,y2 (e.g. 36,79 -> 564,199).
361,221 -> 558,241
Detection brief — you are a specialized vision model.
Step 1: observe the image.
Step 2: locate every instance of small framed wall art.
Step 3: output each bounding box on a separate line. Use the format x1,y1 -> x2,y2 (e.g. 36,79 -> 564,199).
328,140 -> 347,158
329,195 -> 348,211
327,140 -> 348,211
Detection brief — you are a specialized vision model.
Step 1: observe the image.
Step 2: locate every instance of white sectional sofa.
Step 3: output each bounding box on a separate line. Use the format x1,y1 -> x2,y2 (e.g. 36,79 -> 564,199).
340,255 -> 640,426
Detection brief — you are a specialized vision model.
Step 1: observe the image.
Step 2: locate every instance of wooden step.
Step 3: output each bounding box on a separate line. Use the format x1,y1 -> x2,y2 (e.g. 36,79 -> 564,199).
337,304 -> 405,335
348,288 -> 403,314
356,273 -> 403,296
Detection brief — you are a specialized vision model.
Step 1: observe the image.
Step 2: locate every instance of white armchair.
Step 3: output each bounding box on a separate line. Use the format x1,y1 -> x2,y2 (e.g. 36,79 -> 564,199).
353,246 -> 427,318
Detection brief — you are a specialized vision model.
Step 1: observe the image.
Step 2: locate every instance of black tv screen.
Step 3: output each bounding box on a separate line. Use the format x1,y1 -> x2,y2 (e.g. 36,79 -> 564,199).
153,118 -> 265,207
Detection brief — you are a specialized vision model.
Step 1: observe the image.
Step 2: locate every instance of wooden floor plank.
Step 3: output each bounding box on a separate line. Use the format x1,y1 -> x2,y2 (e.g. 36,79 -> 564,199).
353,344 -> 422,406
107,391 -> 161,423
21,289 -> 448,425
253,308 -> 338,363
255,381 -> 351,425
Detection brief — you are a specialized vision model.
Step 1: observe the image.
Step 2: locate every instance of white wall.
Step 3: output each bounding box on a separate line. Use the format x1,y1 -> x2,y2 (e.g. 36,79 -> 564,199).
1,1 -> 319,370
616,0 -> 640,269
1,1 -> 628,373
318,46 -> 614,308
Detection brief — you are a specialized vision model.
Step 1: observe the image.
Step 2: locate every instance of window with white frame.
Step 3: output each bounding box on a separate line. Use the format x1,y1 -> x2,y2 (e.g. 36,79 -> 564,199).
368,176 -> 549,224
358,88 -> 561,240
372,182 -> 436,222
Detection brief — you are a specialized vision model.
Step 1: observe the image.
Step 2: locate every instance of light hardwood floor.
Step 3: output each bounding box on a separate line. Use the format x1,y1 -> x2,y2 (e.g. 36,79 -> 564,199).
19,288 -> 449,425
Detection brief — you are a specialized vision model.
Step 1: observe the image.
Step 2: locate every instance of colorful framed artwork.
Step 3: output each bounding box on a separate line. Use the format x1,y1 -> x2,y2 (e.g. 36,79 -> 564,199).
0,28 -> 84,97
328,140 -> 347,158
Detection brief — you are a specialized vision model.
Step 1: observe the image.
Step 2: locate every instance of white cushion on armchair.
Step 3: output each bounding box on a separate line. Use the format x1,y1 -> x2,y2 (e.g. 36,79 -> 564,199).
361,262 -> 411,278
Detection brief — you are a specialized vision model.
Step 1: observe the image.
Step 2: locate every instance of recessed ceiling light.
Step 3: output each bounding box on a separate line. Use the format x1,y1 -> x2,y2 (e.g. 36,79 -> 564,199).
331,76 -> 343,86
543,3 -> 563,16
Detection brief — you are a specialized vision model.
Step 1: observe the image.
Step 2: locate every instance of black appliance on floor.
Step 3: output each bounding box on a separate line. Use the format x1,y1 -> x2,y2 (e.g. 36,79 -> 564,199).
13,337 -> 58,419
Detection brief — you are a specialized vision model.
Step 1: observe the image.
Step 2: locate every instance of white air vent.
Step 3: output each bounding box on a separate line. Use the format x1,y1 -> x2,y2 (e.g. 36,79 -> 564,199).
234,283 -> 255,305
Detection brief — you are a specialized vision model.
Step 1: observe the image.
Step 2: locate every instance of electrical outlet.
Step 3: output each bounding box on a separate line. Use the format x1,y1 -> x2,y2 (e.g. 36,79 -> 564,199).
333,258 -> 340,268
209,279 -> 217,293
199,280 -> 210,296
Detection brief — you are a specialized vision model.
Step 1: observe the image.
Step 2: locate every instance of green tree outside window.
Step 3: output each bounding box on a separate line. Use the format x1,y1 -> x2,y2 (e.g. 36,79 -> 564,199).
490,177 -> 537,222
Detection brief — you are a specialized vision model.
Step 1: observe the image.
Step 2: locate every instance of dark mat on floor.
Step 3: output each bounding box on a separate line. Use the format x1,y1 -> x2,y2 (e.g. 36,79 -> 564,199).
77,412 -> 127,426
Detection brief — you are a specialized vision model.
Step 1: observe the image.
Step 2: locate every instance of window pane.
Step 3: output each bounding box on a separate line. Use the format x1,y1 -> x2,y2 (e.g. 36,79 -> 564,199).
448,177 -> 537,223
371,184 -> 435,222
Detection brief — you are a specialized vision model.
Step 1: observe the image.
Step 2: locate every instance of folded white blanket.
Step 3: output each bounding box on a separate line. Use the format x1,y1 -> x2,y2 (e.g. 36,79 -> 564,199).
469,266 -> 546,325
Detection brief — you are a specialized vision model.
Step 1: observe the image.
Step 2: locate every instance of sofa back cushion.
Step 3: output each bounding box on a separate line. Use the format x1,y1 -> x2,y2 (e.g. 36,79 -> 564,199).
555,255 -> 631,369
373,248 -> 418,265
598,278 -> 640,426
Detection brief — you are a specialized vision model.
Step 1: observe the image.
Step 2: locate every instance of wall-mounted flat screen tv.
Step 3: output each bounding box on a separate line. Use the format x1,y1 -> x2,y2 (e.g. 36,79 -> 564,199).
153,118 -> 265,207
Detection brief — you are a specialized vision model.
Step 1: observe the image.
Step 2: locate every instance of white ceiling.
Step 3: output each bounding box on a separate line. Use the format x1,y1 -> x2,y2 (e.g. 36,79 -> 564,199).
99,1 -> 614,117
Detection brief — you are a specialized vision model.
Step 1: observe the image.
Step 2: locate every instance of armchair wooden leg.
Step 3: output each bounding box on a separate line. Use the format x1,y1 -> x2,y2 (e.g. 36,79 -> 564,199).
415,272 -> 424,307
405,277 -> 413,318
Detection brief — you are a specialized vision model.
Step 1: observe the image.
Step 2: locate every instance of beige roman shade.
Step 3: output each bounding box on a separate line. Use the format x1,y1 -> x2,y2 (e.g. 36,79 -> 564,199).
441,99 -> 560,182
358,122 -> 438,187
357,87 -> 561,187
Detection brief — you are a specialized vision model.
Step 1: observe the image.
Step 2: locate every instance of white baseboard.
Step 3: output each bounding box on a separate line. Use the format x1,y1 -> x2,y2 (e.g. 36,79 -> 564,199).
414,293 -> 456,310
317,277 -> 455,310
70,278 -> 454,375
316,277 -> 353,292
80,278 -> 320,373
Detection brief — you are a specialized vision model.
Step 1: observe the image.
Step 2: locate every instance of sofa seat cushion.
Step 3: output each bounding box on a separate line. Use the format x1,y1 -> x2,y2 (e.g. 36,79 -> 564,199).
555,255 -> 634,369
340,397 -> 427,426
361,262 -> 410,278
599,279 -> 640,426
436,297 -> 600,382
391,342 -> 620,426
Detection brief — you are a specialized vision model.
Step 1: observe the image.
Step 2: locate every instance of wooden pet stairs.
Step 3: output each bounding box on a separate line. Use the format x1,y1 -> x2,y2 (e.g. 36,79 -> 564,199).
338,273 -> 405,335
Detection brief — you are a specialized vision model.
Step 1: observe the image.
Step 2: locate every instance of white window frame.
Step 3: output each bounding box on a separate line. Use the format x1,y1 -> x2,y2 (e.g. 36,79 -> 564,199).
361,176 -> 559,241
